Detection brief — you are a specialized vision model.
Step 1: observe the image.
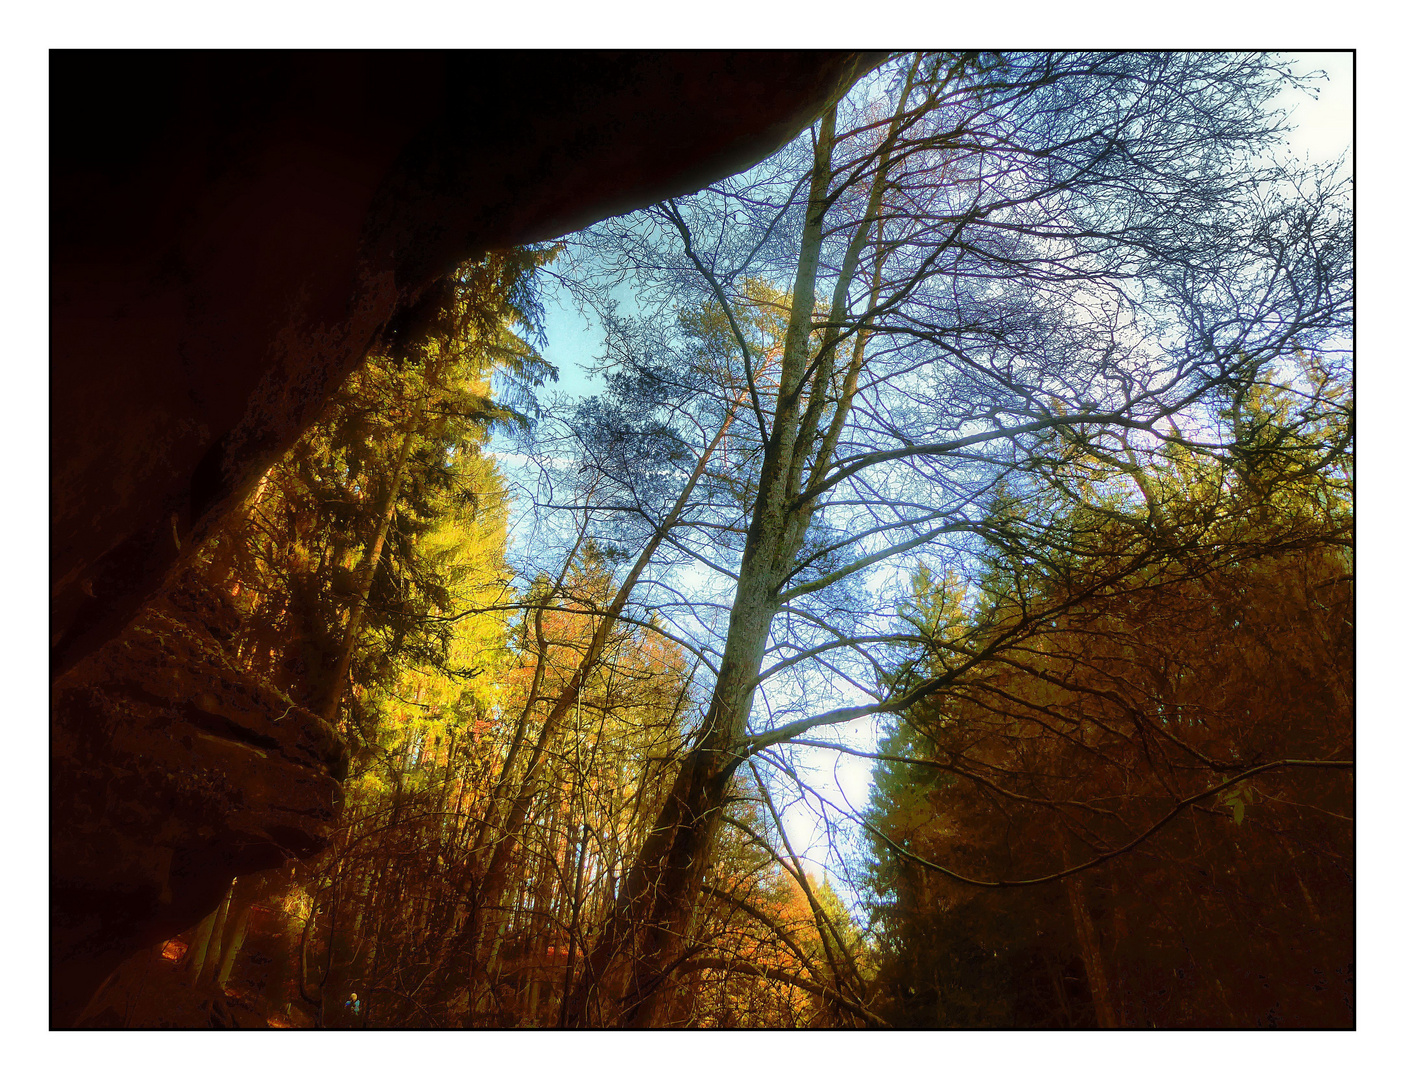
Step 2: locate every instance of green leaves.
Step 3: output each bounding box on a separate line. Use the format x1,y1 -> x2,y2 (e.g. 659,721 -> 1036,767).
1218,781 -> 1256,826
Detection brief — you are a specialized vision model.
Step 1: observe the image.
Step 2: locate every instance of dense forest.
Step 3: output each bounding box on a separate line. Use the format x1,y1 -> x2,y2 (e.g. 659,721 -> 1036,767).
73,51 -> 1352,1030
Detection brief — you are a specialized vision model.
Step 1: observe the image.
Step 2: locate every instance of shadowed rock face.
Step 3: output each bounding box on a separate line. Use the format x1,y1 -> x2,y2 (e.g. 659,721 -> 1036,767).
51,580 -> 348,1027
51,50 -> 874,678
50,49 -> 875,1025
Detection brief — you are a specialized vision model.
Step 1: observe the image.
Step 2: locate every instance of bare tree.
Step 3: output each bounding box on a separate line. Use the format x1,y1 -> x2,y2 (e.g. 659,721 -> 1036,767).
531,51 -> 1352,1026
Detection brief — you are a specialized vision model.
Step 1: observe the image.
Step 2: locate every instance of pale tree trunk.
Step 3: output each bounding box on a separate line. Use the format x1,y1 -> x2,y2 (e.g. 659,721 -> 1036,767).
184,910 -> 218,987
188,880 -> 234,987
215,902 -> 253,989
565,92 -> 907,1026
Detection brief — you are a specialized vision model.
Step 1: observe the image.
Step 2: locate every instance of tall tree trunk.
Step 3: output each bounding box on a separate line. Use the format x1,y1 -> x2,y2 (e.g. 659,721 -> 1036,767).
561,77 -> 919,1024
318,426 -> 418,721
189,881 -> 234,987
184,909 -> 218,987
563,103 -> 841,1029
1065,872 -> 1117,1028
214,902 -> 253,989
469,414 -> 740,960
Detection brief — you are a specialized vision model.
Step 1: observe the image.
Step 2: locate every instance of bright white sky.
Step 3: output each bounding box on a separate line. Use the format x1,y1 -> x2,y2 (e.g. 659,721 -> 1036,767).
1277,51 -> 1354,166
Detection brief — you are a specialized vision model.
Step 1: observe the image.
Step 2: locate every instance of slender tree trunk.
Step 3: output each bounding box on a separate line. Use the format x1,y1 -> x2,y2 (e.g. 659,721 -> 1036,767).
318,426 -> 418,721
750,763 -> 863,1005
1065,872 -> 1117,1028
215,902 -> 253,989
188,881 -> 234,987
184,909 -> 218,987
557,819 -> 589,1027
298,906 -> 322,1020
464,575 -> 561,873
470,415 -> 740,960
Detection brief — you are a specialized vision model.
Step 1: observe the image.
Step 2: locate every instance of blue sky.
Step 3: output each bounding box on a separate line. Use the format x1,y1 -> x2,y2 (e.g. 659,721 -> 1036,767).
533,51 -> 1353,409
536,285 -> 609,401
505,51 -> 1357,892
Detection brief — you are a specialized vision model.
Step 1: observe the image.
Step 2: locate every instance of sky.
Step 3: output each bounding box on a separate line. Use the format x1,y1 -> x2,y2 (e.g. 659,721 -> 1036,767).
1277,51 -> 1354,166
536,284 -> 611,401
533,51 -> 1354,403
509,51 -> 1358,889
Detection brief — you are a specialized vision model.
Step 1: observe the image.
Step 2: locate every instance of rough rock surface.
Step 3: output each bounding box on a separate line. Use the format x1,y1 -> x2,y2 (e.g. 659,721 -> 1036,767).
51,50 -> 875,678
51,581 -> 346,1026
